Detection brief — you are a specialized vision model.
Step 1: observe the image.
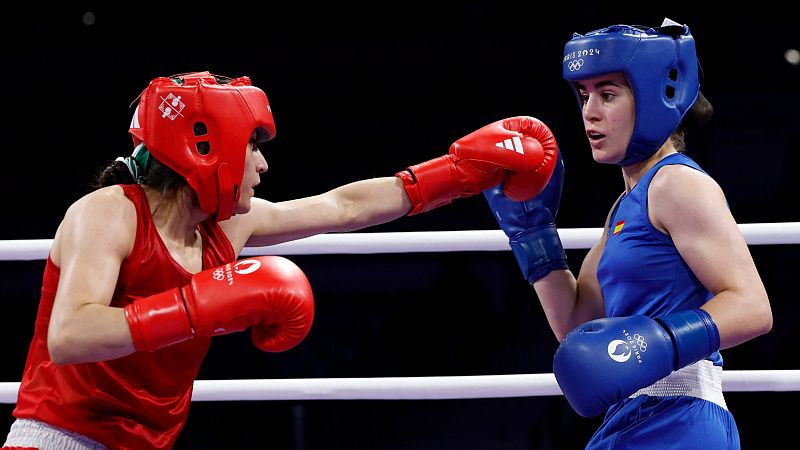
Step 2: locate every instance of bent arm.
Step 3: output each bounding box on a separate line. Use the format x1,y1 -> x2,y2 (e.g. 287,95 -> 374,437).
47,188 -> 137,365
534,232 -> 607,341
650,165 -> 772,349
531,196 -> 620,342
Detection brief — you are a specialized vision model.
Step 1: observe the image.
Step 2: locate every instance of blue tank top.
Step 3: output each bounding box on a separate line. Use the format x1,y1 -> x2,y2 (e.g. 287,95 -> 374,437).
597,153 -> 722,365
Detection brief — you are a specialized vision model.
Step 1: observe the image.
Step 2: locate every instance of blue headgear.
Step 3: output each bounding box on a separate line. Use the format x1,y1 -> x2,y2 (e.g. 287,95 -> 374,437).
562,20 -> 700,165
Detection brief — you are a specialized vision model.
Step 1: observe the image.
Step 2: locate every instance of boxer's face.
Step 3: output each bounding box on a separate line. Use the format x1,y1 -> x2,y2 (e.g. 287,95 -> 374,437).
234,141 -> 268,215
574,72 -> 634,165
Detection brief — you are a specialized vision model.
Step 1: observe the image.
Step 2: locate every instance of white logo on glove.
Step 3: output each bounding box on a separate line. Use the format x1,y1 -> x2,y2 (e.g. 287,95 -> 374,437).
607,339 -> 632,363
495,136 -> 525,154
234,259 -> 262,275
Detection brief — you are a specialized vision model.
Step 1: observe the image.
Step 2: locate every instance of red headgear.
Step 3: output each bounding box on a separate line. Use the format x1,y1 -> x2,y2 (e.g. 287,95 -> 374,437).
129,71 -> 276,221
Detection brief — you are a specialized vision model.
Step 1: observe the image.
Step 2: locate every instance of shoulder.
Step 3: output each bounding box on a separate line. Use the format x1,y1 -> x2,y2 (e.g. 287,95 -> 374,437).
649,163 -> 723,204
54,186 -> 137,261
219,197 -> 278,251
648,163 -> 727,231
67,185 -> 135,217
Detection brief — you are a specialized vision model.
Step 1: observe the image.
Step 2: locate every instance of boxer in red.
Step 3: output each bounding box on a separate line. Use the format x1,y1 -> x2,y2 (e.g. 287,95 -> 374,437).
3,71 -> 558,449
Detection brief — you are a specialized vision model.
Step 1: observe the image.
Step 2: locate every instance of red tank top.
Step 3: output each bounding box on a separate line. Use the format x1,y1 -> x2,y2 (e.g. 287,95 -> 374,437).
13,184 -> 236,450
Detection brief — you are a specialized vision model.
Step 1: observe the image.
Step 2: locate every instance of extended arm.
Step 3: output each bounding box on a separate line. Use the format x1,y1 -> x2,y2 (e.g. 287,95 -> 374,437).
235,116 -> 557,249
237,177 -> 411,248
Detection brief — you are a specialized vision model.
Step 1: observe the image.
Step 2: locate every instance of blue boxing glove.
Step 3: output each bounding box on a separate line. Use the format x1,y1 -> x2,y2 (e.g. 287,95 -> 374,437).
553,309 -> 721,417
483,147 -> 567,283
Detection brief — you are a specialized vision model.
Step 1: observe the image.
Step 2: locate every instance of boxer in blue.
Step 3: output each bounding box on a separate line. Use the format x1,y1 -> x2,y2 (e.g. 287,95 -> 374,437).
485,19 -> 773,449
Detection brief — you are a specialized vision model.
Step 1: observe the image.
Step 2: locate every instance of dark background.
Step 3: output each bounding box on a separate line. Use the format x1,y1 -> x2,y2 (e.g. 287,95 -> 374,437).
1,4 -> 798,449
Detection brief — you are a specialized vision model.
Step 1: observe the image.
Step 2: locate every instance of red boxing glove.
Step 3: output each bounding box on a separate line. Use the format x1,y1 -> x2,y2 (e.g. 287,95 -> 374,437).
396,116 -> 558,215
125,256 -> 314,353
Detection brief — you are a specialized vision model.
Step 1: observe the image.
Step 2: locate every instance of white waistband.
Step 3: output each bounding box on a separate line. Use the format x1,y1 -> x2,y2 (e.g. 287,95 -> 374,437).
3,418 -> 107,450
629,360 -> 727,410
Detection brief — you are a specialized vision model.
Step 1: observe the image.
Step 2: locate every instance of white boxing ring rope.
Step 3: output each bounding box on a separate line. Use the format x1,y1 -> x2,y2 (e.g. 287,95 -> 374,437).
1,371 -> 799,403
1,222 -> 799,404
4,222 -> 800,261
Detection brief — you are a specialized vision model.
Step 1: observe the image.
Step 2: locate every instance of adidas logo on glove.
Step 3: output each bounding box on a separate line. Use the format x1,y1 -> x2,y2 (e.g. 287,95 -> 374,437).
495,136 -> 525,154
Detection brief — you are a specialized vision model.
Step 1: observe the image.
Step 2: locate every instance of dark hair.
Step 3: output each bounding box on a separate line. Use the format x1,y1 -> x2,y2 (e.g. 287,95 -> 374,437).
671,91 -> 714,152
92,156 -> 187,195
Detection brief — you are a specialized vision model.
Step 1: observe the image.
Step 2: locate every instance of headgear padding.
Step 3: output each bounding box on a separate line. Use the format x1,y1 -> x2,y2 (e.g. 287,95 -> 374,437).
562,20 -> 699,165
129,71 -> 276,221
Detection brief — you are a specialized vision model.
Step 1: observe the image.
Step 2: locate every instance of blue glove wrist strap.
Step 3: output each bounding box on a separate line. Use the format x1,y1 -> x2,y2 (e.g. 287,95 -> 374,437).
657,308 -> 721,370
509,224 -> 568,284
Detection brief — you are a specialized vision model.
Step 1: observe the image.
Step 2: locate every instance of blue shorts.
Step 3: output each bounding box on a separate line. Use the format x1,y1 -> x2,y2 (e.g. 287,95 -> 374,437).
586,395 -> 739,450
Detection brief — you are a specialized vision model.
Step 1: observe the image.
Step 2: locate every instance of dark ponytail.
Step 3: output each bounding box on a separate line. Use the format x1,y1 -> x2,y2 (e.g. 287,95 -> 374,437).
93,160 -> 135,189
92,148 -> 186,194
672,91 -> 714,152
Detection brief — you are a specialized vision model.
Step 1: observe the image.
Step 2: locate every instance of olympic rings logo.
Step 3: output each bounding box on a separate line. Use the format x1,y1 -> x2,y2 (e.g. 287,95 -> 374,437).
633,334 -> 647,352
567,59 -> 584,71
209,260 -> 261,283
212,267 -> 226,281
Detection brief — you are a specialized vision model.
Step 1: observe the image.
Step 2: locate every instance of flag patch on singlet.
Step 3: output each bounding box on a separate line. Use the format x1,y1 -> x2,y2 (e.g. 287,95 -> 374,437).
613,220 -> 625,235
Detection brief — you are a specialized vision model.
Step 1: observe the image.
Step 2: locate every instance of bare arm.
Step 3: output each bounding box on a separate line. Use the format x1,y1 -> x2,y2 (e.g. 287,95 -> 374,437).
649,165 -> 772,349
226,176 -> 411,250
225,117 -> 561,252
47,187 -> 137,364
532,212 -> 611,341
534,234 -> 607,341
